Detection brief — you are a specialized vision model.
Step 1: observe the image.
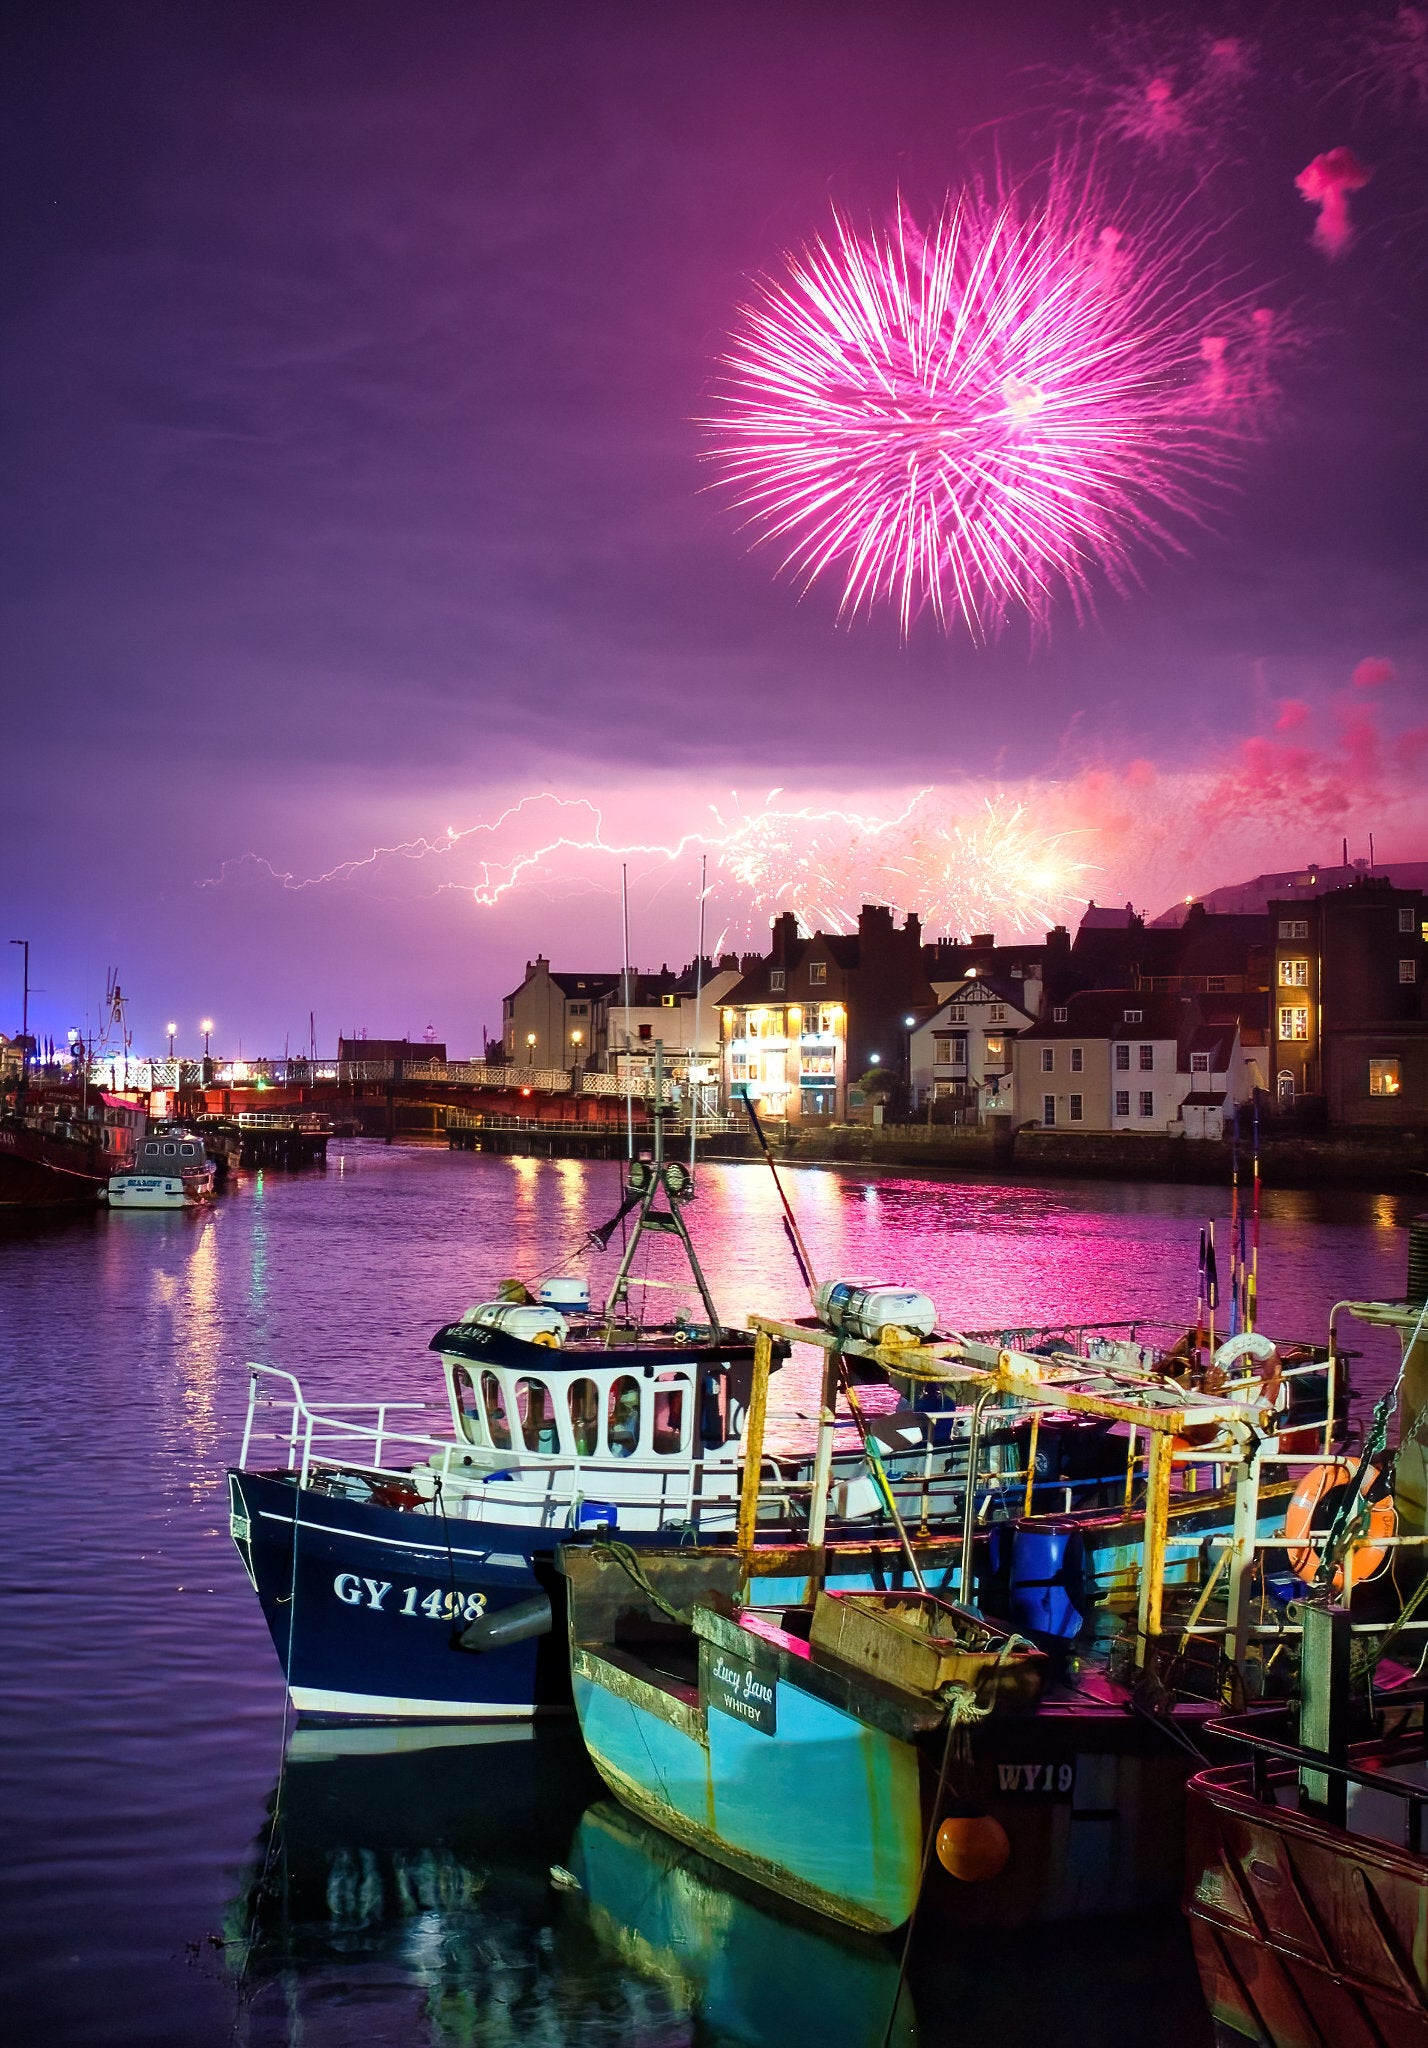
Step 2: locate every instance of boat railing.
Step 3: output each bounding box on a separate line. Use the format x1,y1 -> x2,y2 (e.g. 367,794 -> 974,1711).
1202,1714 -> 1428,1853
239,1364 -> 452,1479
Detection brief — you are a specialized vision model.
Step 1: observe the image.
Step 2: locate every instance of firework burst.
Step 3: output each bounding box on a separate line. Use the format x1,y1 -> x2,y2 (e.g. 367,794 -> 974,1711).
705,162 -> 1276,638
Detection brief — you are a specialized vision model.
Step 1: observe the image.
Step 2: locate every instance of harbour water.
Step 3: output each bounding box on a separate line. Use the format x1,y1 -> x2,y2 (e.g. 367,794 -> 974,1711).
0,1145 -> 1414,2048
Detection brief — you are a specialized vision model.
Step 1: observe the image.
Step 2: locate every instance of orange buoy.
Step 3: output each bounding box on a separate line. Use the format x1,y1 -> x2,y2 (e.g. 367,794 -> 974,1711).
1284,1460 -> 1394,1589
935,1813 -> 1011,1883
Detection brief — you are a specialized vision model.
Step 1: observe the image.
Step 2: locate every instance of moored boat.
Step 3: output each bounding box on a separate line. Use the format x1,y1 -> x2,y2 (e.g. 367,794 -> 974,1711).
0,1091 -> 143,1208
106,1127 -> 218,1207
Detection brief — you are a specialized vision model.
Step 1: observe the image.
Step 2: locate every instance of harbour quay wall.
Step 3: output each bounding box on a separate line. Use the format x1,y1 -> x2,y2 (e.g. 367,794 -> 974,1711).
701,1122 -> 1428,1190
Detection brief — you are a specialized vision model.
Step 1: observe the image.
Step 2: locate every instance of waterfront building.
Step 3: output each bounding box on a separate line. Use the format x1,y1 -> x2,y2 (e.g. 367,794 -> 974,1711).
908,976 -> 1036,1122
921,927 -> 1065,1017
720,906 -> 935,1123
1267,877 -> 1427,1123
1012,991 -> 1262,1136
501,959 -> 622,1069
607,960 -> 743,1112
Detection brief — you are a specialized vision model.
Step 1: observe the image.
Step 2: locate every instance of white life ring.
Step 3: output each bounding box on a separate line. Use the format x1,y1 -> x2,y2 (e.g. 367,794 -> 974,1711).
1213,1330 -> 1284,1415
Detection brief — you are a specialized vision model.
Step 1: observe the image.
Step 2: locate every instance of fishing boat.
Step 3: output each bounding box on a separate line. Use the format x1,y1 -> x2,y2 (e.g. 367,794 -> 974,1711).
106,1127 -> 218,1208
0,1091 -> 143,1207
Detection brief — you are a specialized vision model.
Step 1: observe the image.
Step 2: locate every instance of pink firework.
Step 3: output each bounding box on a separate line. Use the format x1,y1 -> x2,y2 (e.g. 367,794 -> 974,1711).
706,167 -> 1273,637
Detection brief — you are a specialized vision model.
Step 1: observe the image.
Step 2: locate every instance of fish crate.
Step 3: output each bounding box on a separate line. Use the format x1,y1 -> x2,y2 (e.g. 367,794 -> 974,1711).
810,1589 -> 1045,1708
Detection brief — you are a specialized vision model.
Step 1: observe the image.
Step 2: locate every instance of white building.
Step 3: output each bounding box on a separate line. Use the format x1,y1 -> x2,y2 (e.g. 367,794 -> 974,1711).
909,977 -> 1035,1121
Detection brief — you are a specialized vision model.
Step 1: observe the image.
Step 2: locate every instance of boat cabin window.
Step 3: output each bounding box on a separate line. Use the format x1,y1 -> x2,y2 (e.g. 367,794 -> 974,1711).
480,1371 -> 513,1451
568,1378 -> 599,1457
515,1377 -> 559,1455
163,1143 -> 177,1155
181,1143 -> 197,1157
652,1374 -> 686,1454
452,1364 -> 485,1444
607,1376 -> 641,1456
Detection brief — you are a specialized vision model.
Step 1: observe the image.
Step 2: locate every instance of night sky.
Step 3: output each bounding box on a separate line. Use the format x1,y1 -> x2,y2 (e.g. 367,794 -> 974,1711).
3,1 -> 1425,1057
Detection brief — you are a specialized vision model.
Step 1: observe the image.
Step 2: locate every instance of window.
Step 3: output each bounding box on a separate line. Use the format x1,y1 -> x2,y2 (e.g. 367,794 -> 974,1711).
637,1023 -> 652,1041
1369,1057 -> 1402,1098
948,1005 -> 966,1022
1115,1043 -> 1130,1071
1040,1046 -> 1054,1072
770,970 -> 785,991
1278,1006 -> 1309,1041
1115,1090 -> 1130,1117
569,1002 -> 588,1016
568,1378 -> 599,1457
1191,1052 -> 1211,1073
1401,960 -> 1418,984
1069,1093 -> 1084,1122
515,1378 -> 558,1454
163,1142 -> 176,1155
1124,1009 -> 1142,1024
180,1143 -> 196,1156
607,1376 -> 641,1457
933,1034 -> 955,1059
652,1375 -> 686,1454
1279,919 -> 1309,941
1070,1046 -> 1083,1073
984,1034 -> 1006,1065
1042,1095 -> 1056,1125
1207,976 -> 1225,993
809,962 -> 827,985
480,1372 -> 512,1451
453,1365 -> 485,1444
1139,1091 -> 1155,1118
1280,959 -> 1309,987
661,993 -> 678,1007
988,1005 -> 1005,1023
1400,908 -> 1416,934
1052,1005 -> 1068,1023
1139,1044 -> 1154,1070
1277,1070 -> 1295,1103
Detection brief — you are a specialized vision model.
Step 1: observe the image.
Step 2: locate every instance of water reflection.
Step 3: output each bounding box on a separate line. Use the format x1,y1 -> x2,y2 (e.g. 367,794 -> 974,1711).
227,1726 -> 912,2048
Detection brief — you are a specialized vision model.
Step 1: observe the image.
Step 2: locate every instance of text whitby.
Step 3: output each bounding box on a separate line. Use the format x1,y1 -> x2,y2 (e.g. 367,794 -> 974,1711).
706,1652 -> 777,1733
332,1572 -> 487,1624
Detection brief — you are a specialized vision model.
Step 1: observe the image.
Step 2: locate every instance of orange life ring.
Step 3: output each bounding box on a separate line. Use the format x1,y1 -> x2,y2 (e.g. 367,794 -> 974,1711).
1284,1460 -> 1394,1588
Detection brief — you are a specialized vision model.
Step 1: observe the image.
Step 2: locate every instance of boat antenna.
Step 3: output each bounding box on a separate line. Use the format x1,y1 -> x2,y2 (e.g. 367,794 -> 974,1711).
689,854 -> 707,1177
621,863 -> 633,1162
742,1094 -> 819,1304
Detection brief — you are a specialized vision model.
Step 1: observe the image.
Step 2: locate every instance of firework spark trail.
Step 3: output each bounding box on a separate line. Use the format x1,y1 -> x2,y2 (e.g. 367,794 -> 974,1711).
704,160 -> 1280,639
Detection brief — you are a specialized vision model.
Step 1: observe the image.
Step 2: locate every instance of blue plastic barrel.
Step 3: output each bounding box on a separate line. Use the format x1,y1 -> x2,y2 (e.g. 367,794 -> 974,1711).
1003,1519 -> 1086,1639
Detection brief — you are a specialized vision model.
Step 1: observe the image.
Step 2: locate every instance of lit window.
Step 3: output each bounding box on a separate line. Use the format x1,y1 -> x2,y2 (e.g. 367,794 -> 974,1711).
1278,1006 -> 1309,1041
1070,1046 -> 1083,1073
1279,919 -> 1309,941
770,970 -> 785,991
1369,1057 -> 1402,1098
1401,960 -> 1418,984
1042,1095 -> 1056,1125
1280,959 -> 1309,987
984,1034 -> 1006,1065
1052,1006 -> 1068,1023
1139,1044 -> 1154,1070
1115,1043 -> 1130,1071
1069,1093 -> 1084,1122
809,962 -> 827,985
1139,1091 -> 1154,1117
1399,908 -> 1415,934
1115,1090 -> 1130,1117
1124,1009 -> 1142,1024
1191,1052 -> 1211,1073
1041,1047 -> 1054,1073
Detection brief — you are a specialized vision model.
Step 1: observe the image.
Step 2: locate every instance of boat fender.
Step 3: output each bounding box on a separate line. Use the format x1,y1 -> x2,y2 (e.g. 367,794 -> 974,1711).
1284,1460 -> 1394,1588
457,1590 -> 554,1654
935,1812 -> 1011,1883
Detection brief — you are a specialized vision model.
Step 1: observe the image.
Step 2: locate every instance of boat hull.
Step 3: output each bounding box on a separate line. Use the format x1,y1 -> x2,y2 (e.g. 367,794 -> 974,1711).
107,1174 -> 212,1208
0,1122 -> 108,1206
1184,1760 -> 1428,2048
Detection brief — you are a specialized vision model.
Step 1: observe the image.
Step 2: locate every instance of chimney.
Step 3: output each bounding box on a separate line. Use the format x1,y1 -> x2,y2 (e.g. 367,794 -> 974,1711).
772,911 -> 800,963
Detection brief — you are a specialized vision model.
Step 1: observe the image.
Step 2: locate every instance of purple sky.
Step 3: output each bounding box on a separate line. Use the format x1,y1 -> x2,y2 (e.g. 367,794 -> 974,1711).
3,2 -> 1425,1058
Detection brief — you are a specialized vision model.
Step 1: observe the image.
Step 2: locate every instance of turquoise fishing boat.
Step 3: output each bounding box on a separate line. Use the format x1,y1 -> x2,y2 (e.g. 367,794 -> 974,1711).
562,1312 -> 1340,1932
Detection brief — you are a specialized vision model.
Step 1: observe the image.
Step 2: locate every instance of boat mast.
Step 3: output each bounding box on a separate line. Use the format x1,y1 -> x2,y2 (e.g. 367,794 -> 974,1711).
689,853 -> 706,1177
601,1040 -> 723,1336
621,864 -> 633,1162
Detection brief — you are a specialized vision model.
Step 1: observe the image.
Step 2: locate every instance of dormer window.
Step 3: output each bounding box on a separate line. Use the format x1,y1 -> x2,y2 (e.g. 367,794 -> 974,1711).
809,962 -> 827,985
1052,1006 -> 1067,1023
1190,1052 -> 1211,1073
1124,1009 -> 1142,1024
770,970 -> 785,991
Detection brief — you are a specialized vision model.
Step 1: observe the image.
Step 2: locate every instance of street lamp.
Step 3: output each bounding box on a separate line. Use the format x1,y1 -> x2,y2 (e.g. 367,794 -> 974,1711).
570,1028 -> 584,1054
200,1018 -> 214,1057
166,1022 -> 177,1060
526,1031 -> 537,1063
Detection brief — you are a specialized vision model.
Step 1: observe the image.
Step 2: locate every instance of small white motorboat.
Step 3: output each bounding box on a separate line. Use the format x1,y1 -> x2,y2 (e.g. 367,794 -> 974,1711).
107,1130 -> 218,1208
